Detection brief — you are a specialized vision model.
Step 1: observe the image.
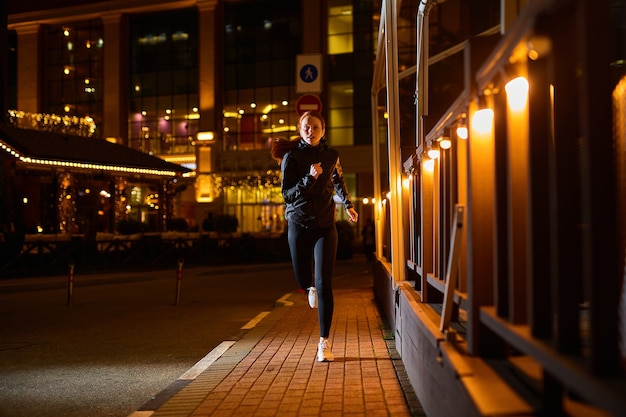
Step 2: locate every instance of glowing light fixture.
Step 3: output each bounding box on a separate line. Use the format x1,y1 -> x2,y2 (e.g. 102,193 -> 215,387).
197,131 -> 215,141
456,126 -> 468,139
439,136 -> 451,150
526,36 -> 552,61
261,104 -> 277,114
505,76 -> 529,111
427,143 -> 440,159
472,108 -> 494,135
0,140 -> 178,177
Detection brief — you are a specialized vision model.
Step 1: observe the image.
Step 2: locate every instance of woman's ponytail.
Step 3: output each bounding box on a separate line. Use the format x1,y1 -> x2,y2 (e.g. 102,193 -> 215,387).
270,137 -> 298,164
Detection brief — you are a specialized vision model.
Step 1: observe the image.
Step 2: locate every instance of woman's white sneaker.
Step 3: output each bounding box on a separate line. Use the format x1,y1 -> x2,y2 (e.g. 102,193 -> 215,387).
317,340 -> 334,362
307,287 -> 317,308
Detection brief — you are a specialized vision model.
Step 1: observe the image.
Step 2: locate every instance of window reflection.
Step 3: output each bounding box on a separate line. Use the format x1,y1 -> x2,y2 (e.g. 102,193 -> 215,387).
45,20 -> 103,136
328,3 -> 353,55
128,9 -> 199,156
222,0 -> 301,152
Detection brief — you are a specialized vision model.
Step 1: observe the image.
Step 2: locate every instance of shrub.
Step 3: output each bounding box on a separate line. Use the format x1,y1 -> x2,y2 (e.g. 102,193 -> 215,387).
167,218 -> 188,232
116,219 -> 147,235
212,214 -> 239,233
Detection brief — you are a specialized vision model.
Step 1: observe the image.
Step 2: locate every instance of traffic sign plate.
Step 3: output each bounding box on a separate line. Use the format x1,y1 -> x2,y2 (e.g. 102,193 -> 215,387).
296,54 -> 322,93
296,95 -> 322,114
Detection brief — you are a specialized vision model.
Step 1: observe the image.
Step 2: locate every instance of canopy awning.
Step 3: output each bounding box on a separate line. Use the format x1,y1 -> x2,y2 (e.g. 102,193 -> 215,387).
0,124 -> 192,177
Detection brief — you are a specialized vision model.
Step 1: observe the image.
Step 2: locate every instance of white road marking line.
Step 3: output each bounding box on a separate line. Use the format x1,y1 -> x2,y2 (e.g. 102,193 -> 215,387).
178,340 -> 236,381
241,311 -> 270,330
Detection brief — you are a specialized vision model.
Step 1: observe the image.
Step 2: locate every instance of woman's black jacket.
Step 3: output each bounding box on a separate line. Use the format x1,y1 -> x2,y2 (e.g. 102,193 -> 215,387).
280,139 -> 354,229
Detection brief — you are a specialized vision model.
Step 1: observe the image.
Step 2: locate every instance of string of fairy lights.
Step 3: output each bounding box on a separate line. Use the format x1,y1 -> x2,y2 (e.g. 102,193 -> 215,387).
3,110 -> 179,177
8,109 -> 97,137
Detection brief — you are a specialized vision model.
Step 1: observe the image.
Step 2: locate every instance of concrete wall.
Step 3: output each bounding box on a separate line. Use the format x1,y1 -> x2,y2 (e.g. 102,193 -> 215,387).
373,261 -> 533,417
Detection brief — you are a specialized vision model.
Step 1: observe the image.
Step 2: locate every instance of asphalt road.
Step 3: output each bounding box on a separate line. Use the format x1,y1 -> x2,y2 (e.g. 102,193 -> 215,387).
0,261 -> 308,417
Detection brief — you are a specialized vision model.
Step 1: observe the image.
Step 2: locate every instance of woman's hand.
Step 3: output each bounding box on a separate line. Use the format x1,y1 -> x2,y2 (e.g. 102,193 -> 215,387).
346,207 -> 358,223
309,162 -> 323,179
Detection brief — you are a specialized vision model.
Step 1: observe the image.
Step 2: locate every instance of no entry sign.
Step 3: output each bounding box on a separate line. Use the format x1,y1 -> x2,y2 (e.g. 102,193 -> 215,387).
296,94 -> 322,115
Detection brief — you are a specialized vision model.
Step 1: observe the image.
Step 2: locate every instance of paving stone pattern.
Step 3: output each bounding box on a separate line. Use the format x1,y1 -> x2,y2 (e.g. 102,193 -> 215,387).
149,281 -> 415,417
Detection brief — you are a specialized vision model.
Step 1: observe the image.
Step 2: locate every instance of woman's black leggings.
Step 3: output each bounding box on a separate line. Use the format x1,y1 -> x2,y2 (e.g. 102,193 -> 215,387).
287,222 -> 338,338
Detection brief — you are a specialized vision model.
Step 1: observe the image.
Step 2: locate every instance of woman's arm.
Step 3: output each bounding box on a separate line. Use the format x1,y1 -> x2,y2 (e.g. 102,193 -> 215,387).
332,158 -> 358,222
281,153 -> 316,203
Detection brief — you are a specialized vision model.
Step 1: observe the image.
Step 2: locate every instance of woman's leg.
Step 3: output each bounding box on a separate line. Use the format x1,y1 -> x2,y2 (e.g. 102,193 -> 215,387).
287,222 -> 315,291
314,225 -> 338,338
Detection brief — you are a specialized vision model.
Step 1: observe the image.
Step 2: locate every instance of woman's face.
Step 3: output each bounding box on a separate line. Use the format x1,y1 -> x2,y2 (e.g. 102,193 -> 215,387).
299,115 -> 325,146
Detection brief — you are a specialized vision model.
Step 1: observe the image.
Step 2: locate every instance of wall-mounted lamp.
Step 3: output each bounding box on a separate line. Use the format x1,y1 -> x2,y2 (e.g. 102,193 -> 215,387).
427,142 -> 440,159
456,114 -> 468,140
505,76 -> 529,111
472,107 -> 494,135
438,136 -> 451,150
361,197 -> 377,205
402,175 -> 411,189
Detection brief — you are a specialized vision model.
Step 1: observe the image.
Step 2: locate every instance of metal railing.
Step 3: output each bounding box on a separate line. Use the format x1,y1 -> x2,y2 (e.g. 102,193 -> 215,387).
372,1 -> 625,416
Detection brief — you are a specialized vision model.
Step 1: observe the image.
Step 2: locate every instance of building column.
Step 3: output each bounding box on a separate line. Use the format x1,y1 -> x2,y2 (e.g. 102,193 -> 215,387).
194,0 -> 222,224
15,24 -> 42,113
301,0 -> 324,53
102,13 -> 128,145
197,0 -> 221,136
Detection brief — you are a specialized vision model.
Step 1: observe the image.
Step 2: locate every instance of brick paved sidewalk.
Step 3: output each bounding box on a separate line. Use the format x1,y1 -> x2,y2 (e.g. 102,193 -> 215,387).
143,273 -> 415,417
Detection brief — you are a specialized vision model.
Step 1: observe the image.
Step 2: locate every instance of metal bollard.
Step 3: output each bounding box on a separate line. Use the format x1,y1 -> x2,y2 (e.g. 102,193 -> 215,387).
175,258 -> 184,306
67,262 -> 75,307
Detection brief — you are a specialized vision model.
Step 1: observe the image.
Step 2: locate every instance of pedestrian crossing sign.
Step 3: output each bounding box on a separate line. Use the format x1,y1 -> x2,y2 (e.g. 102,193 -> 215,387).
296,53 -> 322,94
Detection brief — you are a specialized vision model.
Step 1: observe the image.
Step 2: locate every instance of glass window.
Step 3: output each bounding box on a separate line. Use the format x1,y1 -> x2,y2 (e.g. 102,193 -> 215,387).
327,1 -> 355,146
128,9 -> 199,155
326,0 -> 380,146
223,0 -> 301,151
44,20 -> 104,135
221,170 -> 285,233
328,1 -> 353,55
327,81 -> 353,146
8,30 -> 17,109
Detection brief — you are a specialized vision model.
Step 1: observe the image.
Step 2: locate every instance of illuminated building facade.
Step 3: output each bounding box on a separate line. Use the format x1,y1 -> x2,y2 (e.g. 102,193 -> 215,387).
4,0 -> 385,235
0,121 -> 191,236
